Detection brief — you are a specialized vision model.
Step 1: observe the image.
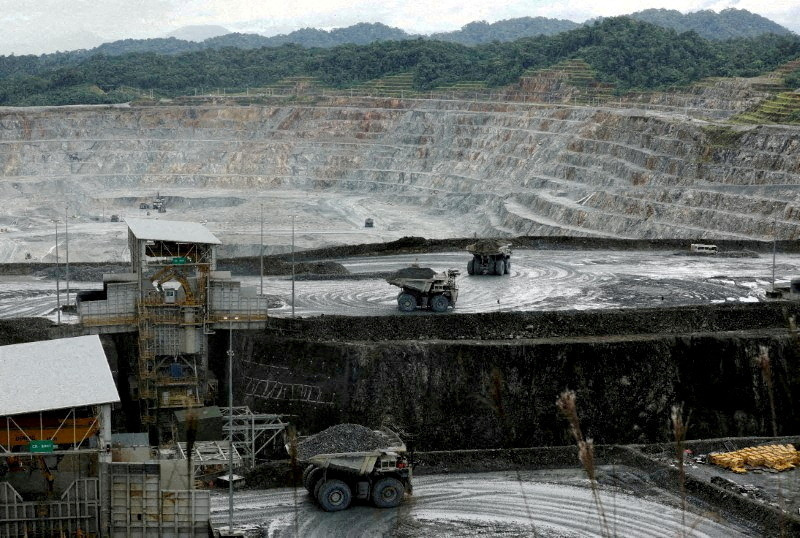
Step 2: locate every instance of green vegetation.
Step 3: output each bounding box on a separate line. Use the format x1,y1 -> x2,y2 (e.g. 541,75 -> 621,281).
0,17 -> 799,107
701,125 -> 746,147
9,8 -> 786,63
629,8 -> 792,40
734,93 -> 800,124
429,17 -> 579,44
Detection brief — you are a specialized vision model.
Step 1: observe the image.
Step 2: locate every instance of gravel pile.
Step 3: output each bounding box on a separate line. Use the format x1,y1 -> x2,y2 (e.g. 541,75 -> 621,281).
466,239 -> 511,254
391,267 -> 437,280
297,424 -> 388,460
34,264 -> 128,281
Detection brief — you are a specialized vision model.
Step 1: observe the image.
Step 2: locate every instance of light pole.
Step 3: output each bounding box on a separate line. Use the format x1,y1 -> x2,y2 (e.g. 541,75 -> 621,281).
65,206 -> 70,307
260,204 -> 264,297
54,220 -> 61,325
772,216 -> 778,292
291,215 -> 296,318
224,315 -> 238,534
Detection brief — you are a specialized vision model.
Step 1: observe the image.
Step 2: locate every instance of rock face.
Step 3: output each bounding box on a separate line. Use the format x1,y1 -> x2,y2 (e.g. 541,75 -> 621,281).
1,94 -> 799,261
230,304 -> 800,450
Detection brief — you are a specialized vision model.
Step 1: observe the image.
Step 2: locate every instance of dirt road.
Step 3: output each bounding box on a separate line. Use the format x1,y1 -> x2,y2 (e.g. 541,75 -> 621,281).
0,248 -> 789,320
248,249 -> 780,317
210,469 -> 756,537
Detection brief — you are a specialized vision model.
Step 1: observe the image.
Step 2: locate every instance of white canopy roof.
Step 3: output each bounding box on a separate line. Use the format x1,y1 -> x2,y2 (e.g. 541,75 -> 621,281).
0,335 -> 120,416
126,217 -> 221,245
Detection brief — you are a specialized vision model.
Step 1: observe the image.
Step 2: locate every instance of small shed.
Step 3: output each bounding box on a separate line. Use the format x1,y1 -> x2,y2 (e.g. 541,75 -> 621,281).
0,335 -> 119,455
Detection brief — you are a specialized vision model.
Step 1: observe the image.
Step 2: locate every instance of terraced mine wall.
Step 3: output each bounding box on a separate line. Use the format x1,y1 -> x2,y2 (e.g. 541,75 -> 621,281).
224,303 -> 800,450
3,97 -> 800,253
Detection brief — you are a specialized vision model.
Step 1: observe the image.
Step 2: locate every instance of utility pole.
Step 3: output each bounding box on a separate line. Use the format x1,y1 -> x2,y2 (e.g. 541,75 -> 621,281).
65,206 -> 70,308
260,204 -> 264,297
54,221 -> 61,325
291,215 -> 296,318
225,315 -> 238,533
772,216 -> 778,292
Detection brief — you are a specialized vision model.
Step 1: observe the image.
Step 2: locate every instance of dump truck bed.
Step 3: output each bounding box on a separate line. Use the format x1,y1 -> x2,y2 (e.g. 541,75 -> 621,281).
386,267 -> 448,293
466,239 -> 512,255
386,277 -> 434,293
306,448 -> 405,474
298,428 -> 406,471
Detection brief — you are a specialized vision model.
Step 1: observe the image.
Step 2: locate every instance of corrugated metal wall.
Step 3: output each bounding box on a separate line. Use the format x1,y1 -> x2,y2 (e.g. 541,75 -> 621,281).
107,462 -> 209,537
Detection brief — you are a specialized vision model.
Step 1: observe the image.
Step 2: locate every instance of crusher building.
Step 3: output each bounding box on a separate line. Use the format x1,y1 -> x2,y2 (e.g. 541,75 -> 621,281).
77,217 -> 268,440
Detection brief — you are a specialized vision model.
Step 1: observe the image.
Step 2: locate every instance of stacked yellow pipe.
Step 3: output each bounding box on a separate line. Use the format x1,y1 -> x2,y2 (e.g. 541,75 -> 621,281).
709,444 -> 800,473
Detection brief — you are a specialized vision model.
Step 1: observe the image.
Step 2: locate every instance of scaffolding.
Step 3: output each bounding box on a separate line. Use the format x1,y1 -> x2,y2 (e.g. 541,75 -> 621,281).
220,406 -> 290,467
136,297 -> 207,431
244,376 -> 334,406
174,440 -> 243,479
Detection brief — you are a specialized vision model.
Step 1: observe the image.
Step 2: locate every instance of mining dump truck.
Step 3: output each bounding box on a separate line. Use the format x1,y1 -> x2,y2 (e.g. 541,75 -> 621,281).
298,426 -> 412,512
466,239 -> 512,275
386,266 -> 459,312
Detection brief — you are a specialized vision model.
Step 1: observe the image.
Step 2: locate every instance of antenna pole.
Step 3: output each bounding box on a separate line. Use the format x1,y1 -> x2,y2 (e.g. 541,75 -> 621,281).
54,221 -> 61,324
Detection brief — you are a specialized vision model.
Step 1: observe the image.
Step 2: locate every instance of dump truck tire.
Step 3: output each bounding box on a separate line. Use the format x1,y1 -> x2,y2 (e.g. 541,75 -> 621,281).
467,259 -> 475,275
318,479 -> 352,512
397,293 -> 416,312
313,476 -> 326,500
372,477 -> 404,508
430,294 -> 449,312
303,465 -> 320,492
505,260 -> 511,274
494,260 -> 505,275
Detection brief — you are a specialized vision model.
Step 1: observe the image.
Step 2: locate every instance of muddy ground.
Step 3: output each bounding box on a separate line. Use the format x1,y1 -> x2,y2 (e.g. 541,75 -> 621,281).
211,467 -> 763,537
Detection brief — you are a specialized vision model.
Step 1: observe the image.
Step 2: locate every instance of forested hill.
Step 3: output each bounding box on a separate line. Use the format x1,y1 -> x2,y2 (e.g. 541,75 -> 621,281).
1,17 -> 799,107
9,8 -> 793,64
428,17 -> 579,44
629,8 -> 793,40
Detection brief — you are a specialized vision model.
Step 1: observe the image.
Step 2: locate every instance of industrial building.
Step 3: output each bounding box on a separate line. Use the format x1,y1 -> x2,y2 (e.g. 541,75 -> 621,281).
0,335 -> 211,536
0,336 -> 115,535
77,218 -> 268,439
1,218 -> 279,535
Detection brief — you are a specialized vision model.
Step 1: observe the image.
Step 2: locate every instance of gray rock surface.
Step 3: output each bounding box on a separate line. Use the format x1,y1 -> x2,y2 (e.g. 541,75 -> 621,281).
297,423 -> 388,460
1,84 -> 799,262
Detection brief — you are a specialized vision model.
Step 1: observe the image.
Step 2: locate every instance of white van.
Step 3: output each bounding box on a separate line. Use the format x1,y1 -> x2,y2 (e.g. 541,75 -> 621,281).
690,243 -> 718,254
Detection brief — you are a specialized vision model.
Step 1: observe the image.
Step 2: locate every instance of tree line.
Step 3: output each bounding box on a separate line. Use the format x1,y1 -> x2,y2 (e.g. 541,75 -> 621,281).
0,18 -> 798,106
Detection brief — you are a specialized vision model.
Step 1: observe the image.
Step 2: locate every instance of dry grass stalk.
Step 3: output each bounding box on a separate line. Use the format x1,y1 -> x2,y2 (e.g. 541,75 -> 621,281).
556,389 -> 611,538
756,345 -> 778,437
671,404 -> 689,533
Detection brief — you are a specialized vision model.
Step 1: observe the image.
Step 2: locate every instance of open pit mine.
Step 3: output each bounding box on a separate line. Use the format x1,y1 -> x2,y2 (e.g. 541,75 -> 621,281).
2,76 -> 800,536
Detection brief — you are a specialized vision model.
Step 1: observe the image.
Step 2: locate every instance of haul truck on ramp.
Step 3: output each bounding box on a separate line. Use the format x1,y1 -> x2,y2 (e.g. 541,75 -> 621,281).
298,426 -> 412,512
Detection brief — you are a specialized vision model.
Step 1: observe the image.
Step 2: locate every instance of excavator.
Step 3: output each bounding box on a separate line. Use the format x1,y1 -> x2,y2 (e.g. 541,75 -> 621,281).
149,266 -> 195,304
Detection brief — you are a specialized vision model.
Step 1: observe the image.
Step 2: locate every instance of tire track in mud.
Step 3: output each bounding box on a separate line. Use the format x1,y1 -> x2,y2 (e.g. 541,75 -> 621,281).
0,284 -> 60,318
0,280 -> 100,320
256,249 -> 772,317
210,472 -> 754,537
0,249 -> 781,319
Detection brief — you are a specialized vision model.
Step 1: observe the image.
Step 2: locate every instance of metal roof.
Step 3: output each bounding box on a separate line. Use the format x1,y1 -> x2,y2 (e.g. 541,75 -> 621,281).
0,335 -> 120,416
126,217 -> 221,245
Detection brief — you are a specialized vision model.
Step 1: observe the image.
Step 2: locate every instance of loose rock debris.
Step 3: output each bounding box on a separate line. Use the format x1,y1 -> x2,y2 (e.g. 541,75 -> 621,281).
296,424 -> 388,460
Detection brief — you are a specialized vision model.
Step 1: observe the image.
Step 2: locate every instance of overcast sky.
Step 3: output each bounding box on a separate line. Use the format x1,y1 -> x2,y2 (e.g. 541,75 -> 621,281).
1,0 -> 799,55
